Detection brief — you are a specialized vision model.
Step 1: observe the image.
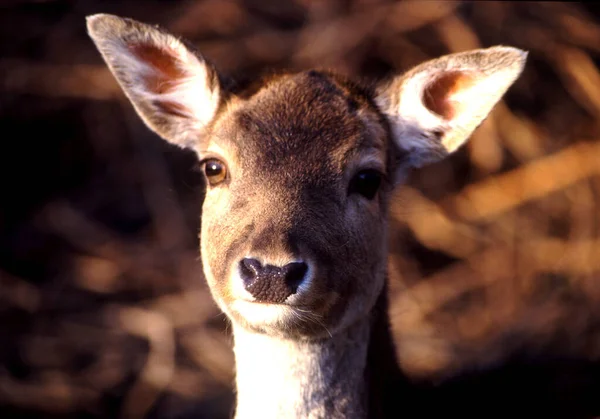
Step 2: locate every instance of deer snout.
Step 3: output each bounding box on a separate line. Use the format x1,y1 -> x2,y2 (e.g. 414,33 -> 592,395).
239,258 -> 309,303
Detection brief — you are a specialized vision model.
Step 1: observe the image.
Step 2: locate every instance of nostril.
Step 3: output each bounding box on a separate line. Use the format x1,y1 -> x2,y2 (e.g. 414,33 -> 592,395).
282,262 -> 308,293
239,258 -> 262,287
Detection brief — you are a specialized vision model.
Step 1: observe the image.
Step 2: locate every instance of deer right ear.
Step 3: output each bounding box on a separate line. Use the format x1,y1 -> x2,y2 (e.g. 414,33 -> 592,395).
86,14 -> 221,149
376,46 -> 527,171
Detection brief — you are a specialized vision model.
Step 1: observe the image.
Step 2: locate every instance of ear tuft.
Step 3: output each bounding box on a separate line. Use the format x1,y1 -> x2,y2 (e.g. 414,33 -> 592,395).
86,14 -> 221,149
87,13 -> 127,38
377,46 -> 527,169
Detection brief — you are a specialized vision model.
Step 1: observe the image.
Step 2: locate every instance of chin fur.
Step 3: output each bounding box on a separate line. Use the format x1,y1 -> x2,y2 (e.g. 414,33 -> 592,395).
228,299 -> 343,339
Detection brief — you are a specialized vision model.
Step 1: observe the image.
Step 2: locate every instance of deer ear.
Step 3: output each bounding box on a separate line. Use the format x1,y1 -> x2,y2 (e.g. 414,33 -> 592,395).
86,14 -> 221,149
376,46 -> 527,169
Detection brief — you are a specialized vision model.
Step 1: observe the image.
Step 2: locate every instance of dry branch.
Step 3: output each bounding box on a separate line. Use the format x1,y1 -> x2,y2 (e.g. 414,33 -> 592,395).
446,141 -> 600,222
0,60 -> 120,99
116,306 -> 175,419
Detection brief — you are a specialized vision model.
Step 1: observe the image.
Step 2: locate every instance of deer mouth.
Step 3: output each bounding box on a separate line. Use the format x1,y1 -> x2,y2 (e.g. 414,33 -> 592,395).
230,299 -> 308,329
225,286 -> 341,337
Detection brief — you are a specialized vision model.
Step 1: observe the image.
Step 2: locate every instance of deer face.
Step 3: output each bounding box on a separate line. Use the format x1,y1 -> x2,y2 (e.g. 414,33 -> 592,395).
200,72 -> 392,336
87,14 -> 526,338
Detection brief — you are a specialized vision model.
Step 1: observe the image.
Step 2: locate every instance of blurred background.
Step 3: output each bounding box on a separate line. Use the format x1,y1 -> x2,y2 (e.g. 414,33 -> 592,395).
1,1 -> 600,418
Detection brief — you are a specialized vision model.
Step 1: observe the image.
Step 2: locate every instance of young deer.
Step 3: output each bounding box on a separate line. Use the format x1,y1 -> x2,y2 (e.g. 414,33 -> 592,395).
87,14 -> 526,419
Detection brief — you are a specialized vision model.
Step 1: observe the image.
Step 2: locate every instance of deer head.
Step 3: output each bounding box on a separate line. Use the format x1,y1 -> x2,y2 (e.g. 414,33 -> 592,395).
87,14 -> 526,339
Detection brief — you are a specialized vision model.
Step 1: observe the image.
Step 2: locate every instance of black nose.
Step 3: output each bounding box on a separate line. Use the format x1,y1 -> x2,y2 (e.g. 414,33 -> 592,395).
239,258 -> 308,303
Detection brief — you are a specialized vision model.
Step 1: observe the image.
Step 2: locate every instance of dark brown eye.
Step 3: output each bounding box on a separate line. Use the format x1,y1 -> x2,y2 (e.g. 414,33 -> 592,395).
203,159 -> 227,186
348,169 -> 382,200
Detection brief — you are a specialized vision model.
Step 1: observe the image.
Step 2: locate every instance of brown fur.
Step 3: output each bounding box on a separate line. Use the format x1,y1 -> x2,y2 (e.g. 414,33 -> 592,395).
86,13 -> 526,418
201,70 -> 392,338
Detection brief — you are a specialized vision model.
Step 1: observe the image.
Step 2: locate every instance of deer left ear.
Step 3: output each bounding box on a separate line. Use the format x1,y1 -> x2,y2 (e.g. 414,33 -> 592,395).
376,46 -> 527,170
86,14 -> 221,149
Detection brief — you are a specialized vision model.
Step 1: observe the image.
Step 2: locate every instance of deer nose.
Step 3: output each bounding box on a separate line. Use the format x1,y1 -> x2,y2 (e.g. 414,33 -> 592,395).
239,258 -> 309,303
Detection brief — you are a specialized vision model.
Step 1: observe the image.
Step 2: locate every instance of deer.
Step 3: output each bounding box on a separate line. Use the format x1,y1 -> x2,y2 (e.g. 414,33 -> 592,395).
86,13 -> 526,419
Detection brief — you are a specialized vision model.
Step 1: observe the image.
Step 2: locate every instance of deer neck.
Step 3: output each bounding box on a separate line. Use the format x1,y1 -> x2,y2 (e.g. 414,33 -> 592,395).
232,287 -> 400,419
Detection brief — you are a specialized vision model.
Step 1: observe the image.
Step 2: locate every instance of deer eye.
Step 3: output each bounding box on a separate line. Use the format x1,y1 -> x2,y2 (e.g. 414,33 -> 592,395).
203,159 -> 227,186
348,169 -> 383,200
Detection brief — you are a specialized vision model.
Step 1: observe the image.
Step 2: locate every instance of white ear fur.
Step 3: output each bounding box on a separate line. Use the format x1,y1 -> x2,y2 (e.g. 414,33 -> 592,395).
376,46 -> 527,169
86,14 -> 221,148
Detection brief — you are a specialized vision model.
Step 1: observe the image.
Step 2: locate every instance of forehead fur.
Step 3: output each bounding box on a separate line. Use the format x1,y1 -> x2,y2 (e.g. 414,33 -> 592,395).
210,70 -> 389,183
